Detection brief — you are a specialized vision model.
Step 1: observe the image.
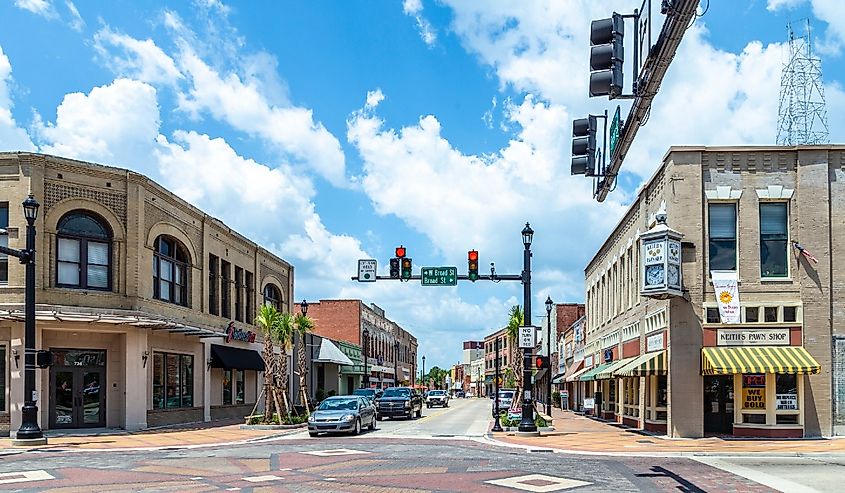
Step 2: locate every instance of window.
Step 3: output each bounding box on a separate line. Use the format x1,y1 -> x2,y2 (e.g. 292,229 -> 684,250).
706,307 -> 720,324
764,307 -> 778,323
760,202 -> 788,278
263,284 -> 282,310
221,260 -> 231,319
208,254 -> 219,315
245,271 -> 255,323
223,369 -> 232,405
56,211 -> 112,289
0,203 -> 7,283
236,369 -> 245,404
745,307 -> 759,323
656,375 -> 668,407
783,306 -> 797,323
234,267 -> 243,322
152,352 -> 194,409
776,374 -> 798,410
153,236 -> 189,306
708,203 -> 737,271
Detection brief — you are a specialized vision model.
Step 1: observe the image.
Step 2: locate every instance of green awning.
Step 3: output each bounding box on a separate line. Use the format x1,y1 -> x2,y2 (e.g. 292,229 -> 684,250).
579,362 -> 614,382
595,357 -> 638,380
615,351 -> 667,377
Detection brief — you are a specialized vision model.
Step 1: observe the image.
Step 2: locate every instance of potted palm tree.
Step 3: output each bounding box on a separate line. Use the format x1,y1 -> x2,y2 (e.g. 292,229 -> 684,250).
505,305 -> 524,412
294,313 -> 314,413
253,304 -> 285,424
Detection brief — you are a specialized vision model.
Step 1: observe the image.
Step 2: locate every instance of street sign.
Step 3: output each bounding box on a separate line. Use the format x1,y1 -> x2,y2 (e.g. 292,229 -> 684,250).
518,326 -> 536,349
609,104 -> 621,158
420,266 -> 457,286
357,259 -> 377,282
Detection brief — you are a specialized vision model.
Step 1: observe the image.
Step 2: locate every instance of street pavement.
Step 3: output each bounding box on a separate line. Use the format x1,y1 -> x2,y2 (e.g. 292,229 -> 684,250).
0,398 -> 843,491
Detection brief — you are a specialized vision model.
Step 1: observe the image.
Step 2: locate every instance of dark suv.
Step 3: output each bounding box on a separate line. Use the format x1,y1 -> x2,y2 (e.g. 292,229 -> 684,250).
376,387 -> 423,420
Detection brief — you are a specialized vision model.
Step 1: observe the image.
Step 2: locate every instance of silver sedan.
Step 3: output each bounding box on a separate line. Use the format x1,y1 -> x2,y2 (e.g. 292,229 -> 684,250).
308,396 -> 376,437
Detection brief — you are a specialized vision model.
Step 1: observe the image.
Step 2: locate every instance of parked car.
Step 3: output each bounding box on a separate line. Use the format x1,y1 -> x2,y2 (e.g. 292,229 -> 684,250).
455,391 -> 465,398
497,389 -> 516,410
308,396 -> 376,437
377,387 -> 423,420
426,389 -> 449,408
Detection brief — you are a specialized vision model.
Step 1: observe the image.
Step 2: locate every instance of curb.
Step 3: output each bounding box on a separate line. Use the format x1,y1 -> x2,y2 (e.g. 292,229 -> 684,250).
239,423 -> 307,431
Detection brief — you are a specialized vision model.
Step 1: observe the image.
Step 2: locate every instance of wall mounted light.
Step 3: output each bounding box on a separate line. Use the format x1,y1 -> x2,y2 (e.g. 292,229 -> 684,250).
142,351 -> 149,368
207,357 -> 214,370
12,348 -> 19,368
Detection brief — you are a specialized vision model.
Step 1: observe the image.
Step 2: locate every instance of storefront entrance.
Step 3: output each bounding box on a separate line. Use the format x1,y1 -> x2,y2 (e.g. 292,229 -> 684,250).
49,350 -> 106,429
704,375 -> 733,435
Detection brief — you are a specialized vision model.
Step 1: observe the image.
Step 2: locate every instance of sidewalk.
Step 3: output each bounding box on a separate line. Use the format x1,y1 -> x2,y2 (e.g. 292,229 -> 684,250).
492,407 -> 845,455
0,419 -> 301,452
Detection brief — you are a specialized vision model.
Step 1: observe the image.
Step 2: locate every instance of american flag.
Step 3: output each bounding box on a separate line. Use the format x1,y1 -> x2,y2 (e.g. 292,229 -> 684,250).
792,241 -> 818,264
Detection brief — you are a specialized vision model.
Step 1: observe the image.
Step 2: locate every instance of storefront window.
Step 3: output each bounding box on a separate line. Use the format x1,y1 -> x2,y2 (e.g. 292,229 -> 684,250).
776,374 -> 798,411
223,369 -> 232,405
236,370 -> 245,404
656,375 -> 668,407
153,353 -> 164,409
153,352 -> 194,409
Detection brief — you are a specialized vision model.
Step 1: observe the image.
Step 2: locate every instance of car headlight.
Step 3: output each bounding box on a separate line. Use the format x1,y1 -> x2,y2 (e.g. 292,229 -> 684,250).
342,414 -> 356,422
308,415 -> 316,422
404,400 -> 411,409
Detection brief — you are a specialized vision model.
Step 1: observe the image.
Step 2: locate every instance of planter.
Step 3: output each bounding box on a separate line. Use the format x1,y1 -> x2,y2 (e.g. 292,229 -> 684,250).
239,422 -> 307,430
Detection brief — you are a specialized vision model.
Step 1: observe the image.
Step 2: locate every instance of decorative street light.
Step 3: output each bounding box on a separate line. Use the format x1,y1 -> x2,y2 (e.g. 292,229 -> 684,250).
545,296 -> 554,416
518,222 -> 537,433
491,336 -> 503,432
300,299 -> 308,316
362,327 -> 370,388
1,195 -> 46,444
421,355 -> 426,387
394,340 -> 400,386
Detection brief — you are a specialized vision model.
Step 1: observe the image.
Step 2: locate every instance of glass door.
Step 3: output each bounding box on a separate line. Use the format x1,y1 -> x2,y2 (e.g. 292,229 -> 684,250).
50,366 -> 106,428
81,368 -> 105,426
704,375 -> 734,435
51,369 -> 76,428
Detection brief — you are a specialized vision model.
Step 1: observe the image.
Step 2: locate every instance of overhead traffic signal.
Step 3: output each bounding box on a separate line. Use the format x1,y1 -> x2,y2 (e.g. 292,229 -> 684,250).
571,116 -> 597,176
395,245 -> 406,258
468,250 -> 479,281
401,258 -> 412,279
535,355 -> 550,370
589,13 -> 624,98
389,258 -> 400,279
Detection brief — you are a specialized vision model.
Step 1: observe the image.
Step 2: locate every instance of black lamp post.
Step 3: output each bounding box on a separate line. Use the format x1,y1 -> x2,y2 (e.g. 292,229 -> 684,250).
362,328 -> 370,388
300,299 -> 308,316
545,296 -> 554,416
518,222 -> 537,433
421,355 -> 426,387
394,340 -> 400,385
491,335 -> 503,432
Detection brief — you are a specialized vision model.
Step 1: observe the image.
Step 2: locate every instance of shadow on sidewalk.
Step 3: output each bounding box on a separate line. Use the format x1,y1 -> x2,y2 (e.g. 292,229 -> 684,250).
636,465 -> 705,493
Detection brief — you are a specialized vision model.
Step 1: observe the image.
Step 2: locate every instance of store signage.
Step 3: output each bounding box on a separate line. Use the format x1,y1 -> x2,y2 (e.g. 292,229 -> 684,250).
717,329 -> 789,346
583,398 -> 595,410
742,373 -> 766,410
712,271 -> 741,324
603,348 -> 613,362
225,321 -> 256,344
647,332 -> 664,352
776,394 -> 798,410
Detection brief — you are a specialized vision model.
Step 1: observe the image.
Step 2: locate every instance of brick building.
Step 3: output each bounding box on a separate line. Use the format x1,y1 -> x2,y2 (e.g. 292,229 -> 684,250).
535,303 -> 585,408
299,299 -> 417,390
0,152 -> 295,435
579,145 -> 841,438
484,328 -> 508,397
463,341 -> 484,396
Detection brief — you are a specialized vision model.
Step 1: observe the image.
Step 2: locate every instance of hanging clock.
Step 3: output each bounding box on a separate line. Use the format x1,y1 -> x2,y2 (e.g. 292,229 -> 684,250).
646,264 -> 665,286
667,264 -> 680,287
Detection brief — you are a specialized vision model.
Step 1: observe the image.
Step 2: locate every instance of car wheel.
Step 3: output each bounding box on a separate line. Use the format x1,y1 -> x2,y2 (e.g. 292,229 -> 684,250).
351,418 -> 361,435
416,408 -> 422,418
376,414 -> 382,421
309,432 -> 319,438
368,416 -> 376,430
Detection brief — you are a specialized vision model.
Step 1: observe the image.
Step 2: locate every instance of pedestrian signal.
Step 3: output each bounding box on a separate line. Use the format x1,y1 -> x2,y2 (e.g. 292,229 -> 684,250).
535,355 -> 550,370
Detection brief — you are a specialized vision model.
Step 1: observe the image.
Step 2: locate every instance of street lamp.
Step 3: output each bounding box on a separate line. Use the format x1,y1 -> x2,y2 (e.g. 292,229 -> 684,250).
491,336 -> 503,432
518,222 -> 537,433
300,299 -> 308,316
362,328 -> 370,388
545,296 -> 553,416
394,340 -> 400,386
422,355 -> 426,387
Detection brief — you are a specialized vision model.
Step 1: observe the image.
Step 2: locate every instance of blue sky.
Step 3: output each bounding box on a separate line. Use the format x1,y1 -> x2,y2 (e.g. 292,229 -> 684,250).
1,0 -> 843,370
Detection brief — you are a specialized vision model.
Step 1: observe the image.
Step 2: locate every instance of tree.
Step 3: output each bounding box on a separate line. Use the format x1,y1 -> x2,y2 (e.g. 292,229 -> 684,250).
504,305 -> 525,409
254,304 -> 285,422
294,313 -> 315,413
274,311 -> 295,416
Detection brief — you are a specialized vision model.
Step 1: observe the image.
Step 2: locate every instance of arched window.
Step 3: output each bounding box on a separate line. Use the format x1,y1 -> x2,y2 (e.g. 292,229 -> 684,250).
153,235 -> 189,306
57,211 -> 112,290
262,284 -> 282,310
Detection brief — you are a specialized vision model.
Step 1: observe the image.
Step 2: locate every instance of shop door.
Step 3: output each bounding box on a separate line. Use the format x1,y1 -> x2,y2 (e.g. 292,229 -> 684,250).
50,366 -> 106,428
703,375 -> 734,435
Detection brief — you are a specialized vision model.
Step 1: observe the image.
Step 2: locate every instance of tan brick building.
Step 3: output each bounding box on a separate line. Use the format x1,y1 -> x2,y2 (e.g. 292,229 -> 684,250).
300,299 -> 417,390
0,152 -> 294,435
484,327 -> 508,397
579,145 -> 843,438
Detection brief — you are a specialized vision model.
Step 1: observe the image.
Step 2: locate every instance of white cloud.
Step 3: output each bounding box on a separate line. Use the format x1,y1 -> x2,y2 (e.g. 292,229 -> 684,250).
0,46 -> 36,151
14,0 -> 56,18
65,1 -> 84,31
766,0 -> 806,9
94,27 -> 183,85
765,0 -> 845,56
402,0 -> 437,47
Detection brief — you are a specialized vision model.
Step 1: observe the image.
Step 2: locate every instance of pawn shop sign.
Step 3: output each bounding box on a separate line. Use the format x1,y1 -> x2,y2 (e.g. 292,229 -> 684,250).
358,259 -> 377,282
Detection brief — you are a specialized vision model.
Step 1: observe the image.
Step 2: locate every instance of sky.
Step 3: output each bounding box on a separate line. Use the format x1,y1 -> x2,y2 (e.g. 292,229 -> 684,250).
1,0 -> 843,370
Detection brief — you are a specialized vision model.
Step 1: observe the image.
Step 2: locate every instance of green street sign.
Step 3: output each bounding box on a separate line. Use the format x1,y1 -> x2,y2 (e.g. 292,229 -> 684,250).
421,266 -> 457,286
609,105 -> 621,159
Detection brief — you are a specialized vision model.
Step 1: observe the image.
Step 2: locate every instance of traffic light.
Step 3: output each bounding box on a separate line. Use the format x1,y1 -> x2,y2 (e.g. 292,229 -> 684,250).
401,257 -> 412,279
36,350 -> 53,369
571,116 -> 597,176
395,245 -> 406,258
468,250 -> 479,281
535,355 -> 550,370
589,13 -> 624,98
389,258 -> 400,279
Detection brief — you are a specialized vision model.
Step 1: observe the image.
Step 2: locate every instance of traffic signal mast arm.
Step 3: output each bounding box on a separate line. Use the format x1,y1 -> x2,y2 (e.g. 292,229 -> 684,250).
351,273 -> 522,282
595,0 -> 700,202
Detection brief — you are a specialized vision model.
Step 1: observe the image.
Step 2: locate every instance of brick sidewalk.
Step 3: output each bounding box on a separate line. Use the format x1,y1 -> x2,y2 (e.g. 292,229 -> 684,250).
493,407 -> 845,455
1,419 -> 301,451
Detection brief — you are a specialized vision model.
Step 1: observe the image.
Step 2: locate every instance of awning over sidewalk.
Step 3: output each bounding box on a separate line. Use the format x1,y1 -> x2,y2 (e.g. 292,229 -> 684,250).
701,346 -> 821,375
559,360 -> 584,383
533,368 -> 548,383
579,362 -> 614,382
210,345 -> 265,371
566,366 -> 590,382
595,357 -> 637,380
313,339 -> 355,366
551,373 -> 566,384
615,351 -> 667,377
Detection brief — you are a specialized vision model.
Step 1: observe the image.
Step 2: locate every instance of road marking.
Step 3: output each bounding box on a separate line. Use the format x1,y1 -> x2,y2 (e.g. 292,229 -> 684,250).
485,473 -> 591,492
0,470 -> 55,485
190,477 -> 203,480
300,448 -> 370,457
242,475 -> 284,482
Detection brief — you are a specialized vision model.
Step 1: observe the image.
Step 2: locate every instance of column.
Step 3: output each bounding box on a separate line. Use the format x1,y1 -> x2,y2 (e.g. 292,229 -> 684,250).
203,341 -> 212,422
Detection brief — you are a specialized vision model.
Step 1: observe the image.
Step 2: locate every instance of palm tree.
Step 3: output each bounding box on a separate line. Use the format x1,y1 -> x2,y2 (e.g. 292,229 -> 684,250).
294,313 -> 315,413
274,311 -> 295,417
255,304 -> 283,421
505,305 -> 525,409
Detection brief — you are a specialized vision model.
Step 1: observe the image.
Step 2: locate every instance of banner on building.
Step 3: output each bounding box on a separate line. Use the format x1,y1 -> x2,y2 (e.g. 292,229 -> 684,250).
711,271 -> 741,324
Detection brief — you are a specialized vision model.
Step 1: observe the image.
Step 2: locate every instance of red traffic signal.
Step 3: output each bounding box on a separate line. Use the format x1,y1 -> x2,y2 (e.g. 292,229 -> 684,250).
468,250 -> 479,281
395,246 -> 406,258
535,355 -> 550,370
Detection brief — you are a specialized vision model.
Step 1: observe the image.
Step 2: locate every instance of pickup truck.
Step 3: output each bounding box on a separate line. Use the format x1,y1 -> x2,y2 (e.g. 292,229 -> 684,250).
376,387 -> 423,420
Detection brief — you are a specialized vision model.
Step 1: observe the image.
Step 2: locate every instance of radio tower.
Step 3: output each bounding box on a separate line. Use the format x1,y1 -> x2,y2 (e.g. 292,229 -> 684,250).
776,20 -> 829,145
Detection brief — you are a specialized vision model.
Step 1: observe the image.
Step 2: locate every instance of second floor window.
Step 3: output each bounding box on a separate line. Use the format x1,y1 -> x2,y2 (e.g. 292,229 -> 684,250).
0,203 -> 8,284
56,211 -> 112,290
153,235 -> 189,306
221,260 -> 231,319
263,283 -> 282,310
708,203 -> 737,271
760,202 -> 788,278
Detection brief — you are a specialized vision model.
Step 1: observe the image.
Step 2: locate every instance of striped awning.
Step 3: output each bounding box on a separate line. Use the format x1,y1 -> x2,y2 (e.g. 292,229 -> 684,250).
701,346 -> 821,375
595,357 -> 637,380
579,362 -> 613,382
615,351 -> 667,377
566,366 -> 591,382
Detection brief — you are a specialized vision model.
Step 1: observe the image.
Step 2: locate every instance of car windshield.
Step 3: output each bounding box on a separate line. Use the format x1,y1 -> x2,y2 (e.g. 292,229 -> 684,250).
382,388 -> 410,398
352,389 -> 374,397
317,398 -> 358,411
429,391 -> 445,396
499,391 -> 514,398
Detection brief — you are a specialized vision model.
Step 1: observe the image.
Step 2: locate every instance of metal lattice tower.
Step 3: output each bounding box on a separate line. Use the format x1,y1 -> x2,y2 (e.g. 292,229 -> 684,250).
776,20 -> 829,146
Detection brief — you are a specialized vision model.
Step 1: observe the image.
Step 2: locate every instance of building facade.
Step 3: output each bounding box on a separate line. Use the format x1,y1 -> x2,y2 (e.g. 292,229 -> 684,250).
0,153 -> 295,435
535,303 -> 585,408
580,146 -> 841,438
299,299 -> 417,389
462,340 -> 484,396
484,328 -> 508,397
